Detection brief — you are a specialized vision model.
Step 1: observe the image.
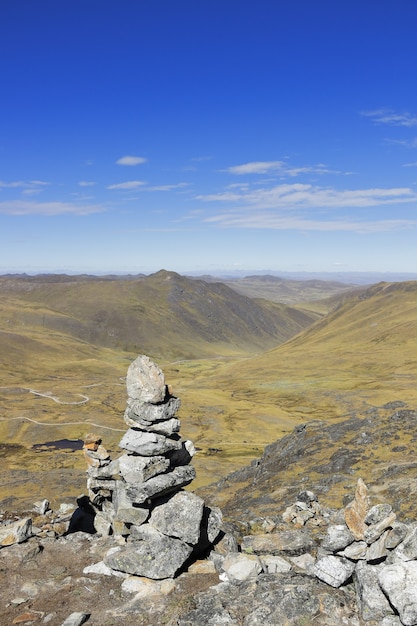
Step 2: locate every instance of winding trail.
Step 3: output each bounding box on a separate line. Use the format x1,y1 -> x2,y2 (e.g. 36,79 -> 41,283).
0,415 -> 125,432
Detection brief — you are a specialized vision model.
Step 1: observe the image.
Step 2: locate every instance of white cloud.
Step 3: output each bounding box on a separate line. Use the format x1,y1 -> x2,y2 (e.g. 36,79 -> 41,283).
226,161 -> 285,175
107,181 -> 146,190
361,108 -> 417,127
403,162 -> 417,167
116,156 -> 147,166
204,211 -> 416,233
0,180 -> 50,191
197,183 -> 417,209
146,182 -> 190,192
0,200 -> 104,216
78,181 -> 96,187
225,160 -> 349,177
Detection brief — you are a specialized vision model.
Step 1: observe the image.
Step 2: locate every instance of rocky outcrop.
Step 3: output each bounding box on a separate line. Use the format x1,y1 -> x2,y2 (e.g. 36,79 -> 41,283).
82,355 -> 222,579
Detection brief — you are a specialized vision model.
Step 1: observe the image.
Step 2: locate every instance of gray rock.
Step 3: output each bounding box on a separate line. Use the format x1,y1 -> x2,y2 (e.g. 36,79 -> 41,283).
149,491 -> 204,545
206,506 -> 223,544
87,459 -> 119,479
260,555 -> 292,574
33,499 -> 49,515
393,524 -> 417,562
105,525 -> 193,578
313,555 -> 355,588
119,429 -> 182,456
365,503 -> 393,525
321,524 -> 355,552
112,481 -> 150,525
379,561 -> 417,626
125,465 -> 196,504
118,453 -> 170,484
0,517 -> 32,548
222,553 -> 262,582
241,529 -> 314,556
61,612 -> 90,626
354,560 -> 394,621
126,355 -> 166,403
124,414 -> 180,435
366,530 -> 389,563
386,522 -> 409,549
364,511 -> 396,544
337,540 -> 368,560
125,396 -> 181,423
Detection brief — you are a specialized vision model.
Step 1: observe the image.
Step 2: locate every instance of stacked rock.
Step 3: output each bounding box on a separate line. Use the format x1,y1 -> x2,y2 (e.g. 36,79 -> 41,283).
84,355 -> 223,579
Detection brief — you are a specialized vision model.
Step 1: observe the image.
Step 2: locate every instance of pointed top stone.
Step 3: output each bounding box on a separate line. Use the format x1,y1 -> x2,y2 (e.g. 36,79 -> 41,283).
126,355 -> 167,404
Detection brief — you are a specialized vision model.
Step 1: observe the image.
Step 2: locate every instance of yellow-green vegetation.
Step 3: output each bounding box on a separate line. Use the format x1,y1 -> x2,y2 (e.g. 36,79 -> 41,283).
1,276 -> 417,512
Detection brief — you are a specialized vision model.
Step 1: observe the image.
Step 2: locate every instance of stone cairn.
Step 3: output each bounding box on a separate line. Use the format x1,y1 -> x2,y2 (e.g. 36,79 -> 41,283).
82,354 -> 222,580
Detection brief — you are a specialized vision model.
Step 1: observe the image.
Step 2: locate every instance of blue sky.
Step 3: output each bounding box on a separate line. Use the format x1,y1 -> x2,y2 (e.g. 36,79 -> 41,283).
1,0 -> 417,275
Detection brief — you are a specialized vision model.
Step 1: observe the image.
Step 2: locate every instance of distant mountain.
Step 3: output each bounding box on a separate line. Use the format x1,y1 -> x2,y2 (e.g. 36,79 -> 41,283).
217,274 -> 357,305
0,270 -> 318,365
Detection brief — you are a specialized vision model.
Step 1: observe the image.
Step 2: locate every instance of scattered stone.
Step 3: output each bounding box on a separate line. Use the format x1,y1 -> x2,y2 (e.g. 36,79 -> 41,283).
0,518 -> 32,548
313,555 -> 356,587
241,529 -> 314,555
61,612 -> 90,626
221,553 -> 263,582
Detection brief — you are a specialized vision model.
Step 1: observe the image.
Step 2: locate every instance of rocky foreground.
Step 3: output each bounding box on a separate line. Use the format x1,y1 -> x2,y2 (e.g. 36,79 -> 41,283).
2,357 -> 417,625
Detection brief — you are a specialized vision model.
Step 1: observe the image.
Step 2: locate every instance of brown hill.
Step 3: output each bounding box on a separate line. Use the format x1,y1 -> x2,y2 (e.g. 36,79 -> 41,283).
0,270 -> 317,363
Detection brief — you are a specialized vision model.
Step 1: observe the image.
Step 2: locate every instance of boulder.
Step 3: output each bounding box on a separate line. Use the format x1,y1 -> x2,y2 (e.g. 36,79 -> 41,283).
105,526 -> 193,578
125,465 -> 196,504
354,561 -> 394,621
0,518 -> 32,548
379,561 -> 417,626
149,491 -> 204,545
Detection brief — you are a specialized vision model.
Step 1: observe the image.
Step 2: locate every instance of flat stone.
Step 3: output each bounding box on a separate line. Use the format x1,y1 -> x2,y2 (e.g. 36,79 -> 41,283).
365,503 -> 393,525
119,429 -> 182,456
124,414 -> 180,435
83,561 -> 127,577
241,529 -> 314,556
338,540 -> 368,561
126,355 -> 166,403
125,465 -> 196,504
125,396 -> 181,423
118,453 -> 170,484
121,576 -> 175,596
364,511 -> 397,544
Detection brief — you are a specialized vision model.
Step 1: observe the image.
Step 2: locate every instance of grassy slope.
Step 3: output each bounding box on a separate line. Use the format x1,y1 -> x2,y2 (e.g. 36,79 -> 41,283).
2,277 -> 417,511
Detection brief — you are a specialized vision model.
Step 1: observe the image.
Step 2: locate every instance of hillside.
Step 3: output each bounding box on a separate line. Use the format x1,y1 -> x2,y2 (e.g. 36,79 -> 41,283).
0,270 -> 317,363
217,274 -> 358,306
2,277 -> 417,515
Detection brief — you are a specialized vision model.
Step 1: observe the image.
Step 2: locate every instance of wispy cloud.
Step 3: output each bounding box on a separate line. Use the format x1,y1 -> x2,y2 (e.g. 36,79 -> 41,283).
146,182 -> 190,192
107,181 -> 146,190
0,180 -> 50,189
197,183 -> 417,209
225,160 -> 349,177
205,211 -> 416,234
78,181 -> 96,187
403,162 -> 417,167
361,108 -> 417,127
116,156 -> 147,166
0,200 -> 104,216
226,161 -> 285,175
